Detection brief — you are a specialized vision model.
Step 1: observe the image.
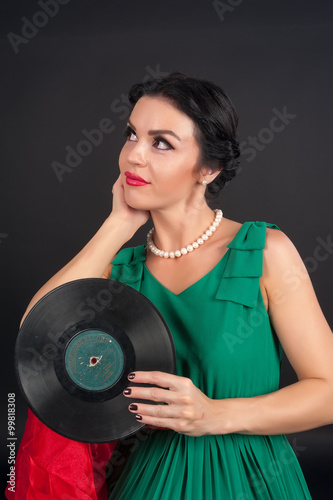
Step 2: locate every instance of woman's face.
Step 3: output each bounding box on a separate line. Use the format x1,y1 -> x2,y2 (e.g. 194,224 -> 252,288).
118,95 -> 205,212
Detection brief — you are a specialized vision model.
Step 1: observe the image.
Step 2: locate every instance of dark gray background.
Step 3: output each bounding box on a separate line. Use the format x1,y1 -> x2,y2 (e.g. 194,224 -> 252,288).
1,0 -> 332,497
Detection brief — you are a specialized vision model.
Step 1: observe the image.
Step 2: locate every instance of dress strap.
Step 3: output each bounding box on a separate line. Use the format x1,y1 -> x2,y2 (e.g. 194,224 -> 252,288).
215,221 -> 280,308
110,245 -> 146,291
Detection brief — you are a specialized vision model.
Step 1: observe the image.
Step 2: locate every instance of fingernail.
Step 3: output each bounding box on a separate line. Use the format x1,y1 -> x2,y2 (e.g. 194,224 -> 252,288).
123,388 -> 131,396
128,373 -> 135,380
135,414 -> 142,421
129,404 -> 138,411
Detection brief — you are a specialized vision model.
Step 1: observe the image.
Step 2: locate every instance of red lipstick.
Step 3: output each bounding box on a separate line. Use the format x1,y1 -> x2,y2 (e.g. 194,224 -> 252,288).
124,171 -> 150,187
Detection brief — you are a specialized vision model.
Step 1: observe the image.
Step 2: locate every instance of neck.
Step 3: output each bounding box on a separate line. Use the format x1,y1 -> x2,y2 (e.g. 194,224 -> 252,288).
149,205 -> 216,252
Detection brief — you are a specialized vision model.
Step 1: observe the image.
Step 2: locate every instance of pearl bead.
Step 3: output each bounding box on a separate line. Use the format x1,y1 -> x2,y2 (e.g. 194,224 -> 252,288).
147,209 -> 223,258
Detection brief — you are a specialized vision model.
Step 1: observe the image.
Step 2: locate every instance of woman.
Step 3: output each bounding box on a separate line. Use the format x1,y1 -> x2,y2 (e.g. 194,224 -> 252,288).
9,72 -> 333,499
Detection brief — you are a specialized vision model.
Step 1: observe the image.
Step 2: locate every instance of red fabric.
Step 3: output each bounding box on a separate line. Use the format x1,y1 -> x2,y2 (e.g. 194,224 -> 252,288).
5,409 -> 116,500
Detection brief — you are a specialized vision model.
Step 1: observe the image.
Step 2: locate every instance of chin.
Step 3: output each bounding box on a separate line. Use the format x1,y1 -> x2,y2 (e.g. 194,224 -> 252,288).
124,193 -> 151,212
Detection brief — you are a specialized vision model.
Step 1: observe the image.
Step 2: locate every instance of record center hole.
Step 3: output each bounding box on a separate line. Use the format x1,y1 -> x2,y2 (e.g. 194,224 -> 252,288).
89,357 -> 99,366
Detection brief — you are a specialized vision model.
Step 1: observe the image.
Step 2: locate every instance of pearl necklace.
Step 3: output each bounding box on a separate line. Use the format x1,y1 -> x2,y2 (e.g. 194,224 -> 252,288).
147,209 -> 223,258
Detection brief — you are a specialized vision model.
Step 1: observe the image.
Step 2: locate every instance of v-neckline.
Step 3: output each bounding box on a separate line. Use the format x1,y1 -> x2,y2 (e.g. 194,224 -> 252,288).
143,222 -> 244,297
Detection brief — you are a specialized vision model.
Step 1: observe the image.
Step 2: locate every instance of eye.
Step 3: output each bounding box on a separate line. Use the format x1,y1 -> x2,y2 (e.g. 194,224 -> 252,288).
123,125 -> 137,142
122,126 -> 174,151
153,137 -> 174,151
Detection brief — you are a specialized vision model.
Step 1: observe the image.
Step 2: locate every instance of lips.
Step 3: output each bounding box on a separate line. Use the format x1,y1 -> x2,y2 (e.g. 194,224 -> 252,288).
124,171 -> 150,186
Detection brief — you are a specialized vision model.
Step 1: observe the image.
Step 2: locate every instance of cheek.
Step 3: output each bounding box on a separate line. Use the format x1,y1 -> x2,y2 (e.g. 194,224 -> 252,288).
159,163 -> 197,189
151,169 -> 182,194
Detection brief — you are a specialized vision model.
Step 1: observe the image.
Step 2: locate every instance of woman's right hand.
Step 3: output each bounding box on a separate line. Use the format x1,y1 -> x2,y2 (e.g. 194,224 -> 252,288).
110,174 -> 150,232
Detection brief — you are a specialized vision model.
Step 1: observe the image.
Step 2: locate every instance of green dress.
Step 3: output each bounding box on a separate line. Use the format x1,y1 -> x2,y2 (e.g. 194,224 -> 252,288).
108,221 -> 312,500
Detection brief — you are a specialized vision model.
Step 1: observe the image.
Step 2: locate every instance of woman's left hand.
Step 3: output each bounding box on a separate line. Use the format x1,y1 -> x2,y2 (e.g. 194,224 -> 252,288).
123,371 -> 220,436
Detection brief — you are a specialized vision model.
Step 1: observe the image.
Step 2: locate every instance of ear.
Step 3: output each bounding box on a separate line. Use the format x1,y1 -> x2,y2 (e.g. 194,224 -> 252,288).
199,167 -> 222,185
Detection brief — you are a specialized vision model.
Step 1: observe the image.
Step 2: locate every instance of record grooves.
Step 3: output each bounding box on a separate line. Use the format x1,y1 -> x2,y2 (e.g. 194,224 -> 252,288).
15,278 -> 176,442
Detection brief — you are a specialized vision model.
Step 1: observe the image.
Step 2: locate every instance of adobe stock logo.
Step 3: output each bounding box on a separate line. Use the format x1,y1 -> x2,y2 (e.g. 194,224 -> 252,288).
213,0 -> 244,23
7,0 -> 72,54
0,233 -> 9,244
51,120 -> 115,183
51,64 -> 169,183
240,106 -> 296,163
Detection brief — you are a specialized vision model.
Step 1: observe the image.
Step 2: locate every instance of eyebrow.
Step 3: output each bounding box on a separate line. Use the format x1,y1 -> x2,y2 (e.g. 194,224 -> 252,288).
127,119 -> 182,142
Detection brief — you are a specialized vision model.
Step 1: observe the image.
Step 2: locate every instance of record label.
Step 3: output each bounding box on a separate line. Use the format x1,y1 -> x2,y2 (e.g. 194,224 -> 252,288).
64,330 -> 124,391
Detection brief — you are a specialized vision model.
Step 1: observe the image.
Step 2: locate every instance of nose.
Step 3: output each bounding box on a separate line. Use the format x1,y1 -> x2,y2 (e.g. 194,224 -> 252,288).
126,140 -> 147,167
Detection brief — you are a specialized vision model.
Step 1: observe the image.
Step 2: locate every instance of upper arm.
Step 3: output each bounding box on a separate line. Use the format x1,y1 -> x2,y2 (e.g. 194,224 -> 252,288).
263,228 -> 333,381
101,263 -> 112,280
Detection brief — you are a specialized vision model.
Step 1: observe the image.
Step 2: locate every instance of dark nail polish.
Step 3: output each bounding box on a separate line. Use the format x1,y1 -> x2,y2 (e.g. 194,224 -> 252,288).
123,388 -> 131,396
129,404 -> 138,411
128,373 -> 135,380
135,414 -> 142,421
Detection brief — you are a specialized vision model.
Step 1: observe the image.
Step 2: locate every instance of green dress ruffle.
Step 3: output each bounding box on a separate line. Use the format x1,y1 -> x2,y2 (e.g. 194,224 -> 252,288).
108,221 -> 312,499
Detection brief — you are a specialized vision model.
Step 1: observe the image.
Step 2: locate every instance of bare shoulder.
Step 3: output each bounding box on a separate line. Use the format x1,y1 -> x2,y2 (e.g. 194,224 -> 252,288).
264,227 -> 301,263
262,227 -> 309,290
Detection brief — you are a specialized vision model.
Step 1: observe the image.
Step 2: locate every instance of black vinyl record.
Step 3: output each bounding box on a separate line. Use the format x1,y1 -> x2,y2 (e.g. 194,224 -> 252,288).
15,278 -> 176,443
